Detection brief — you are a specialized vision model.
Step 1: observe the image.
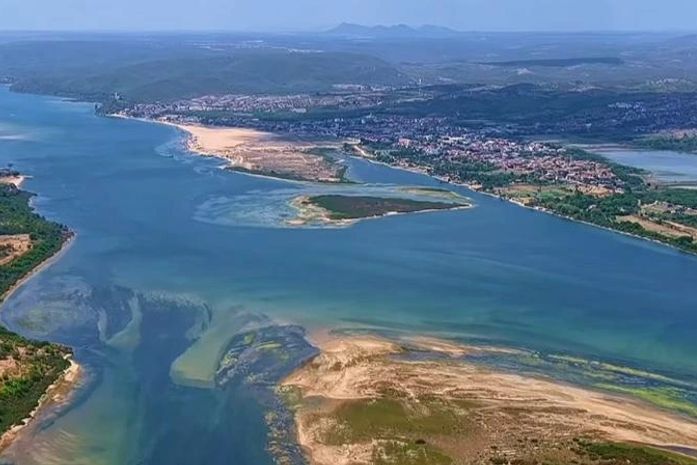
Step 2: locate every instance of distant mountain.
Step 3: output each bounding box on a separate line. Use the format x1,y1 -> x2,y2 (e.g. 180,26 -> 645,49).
326,23 -> 463,39
479,57 -> 624,68
0,41 -> 410,102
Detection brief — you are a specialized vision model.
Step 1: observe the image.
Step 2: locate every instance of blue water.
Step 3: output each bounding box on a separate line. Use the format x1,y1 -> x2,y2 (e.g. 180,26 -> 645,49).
1,87 -> 697,464
592,146 -> 697,184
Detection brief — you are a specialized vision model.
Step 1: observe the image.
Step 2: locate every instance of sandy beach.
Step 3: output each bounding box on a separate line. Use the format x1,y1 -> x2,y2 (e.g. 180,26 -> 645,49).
0,356 -> 82,452
173,123 -> 277,156
164,121 -> 346,183
282,334 -> 697,465
0,232 -> 75,303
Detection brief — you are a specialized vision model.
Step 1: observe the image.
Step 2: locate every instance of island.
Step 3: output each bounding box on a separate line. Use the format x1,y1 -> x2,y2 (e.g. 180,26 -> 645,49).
288,193 -> 471,227
122,95 -> 697,254
0,172 -> 78,449
280,334 -> 697,465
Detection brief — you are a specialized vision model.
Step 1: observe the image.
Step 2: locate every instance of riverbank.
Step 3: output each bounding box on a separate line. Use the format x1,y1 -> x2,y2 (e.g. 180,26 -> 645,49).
281,334 -> 697,465
131,117 -> 697,255
121,116 -> 348,183
0,232 -> 75,303
0,356 -> 82,452
350,147 -> 697,257
0,177 -> 79,451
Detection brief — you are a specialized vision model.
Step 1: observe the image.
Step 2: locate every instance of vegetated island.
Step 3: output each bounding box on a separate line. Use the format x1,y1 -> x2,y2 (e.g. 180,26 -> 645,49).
279,334 -> 697,465
158,121 -> 348,183
0,171 -> 79,450
289,192 -> 470,227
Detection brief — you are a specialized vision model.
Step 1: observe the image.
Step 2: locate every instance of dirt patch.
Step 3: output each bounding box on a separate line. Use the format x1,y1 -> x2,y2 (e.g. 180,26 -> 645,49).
0,235 -> 32,266
618,215 -> 697,240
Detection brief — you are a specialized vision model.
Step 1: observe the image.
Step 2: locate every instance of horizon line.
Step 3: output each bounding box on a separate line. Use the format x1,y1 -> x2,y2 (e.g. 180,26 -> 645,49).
0,26 -> 695,36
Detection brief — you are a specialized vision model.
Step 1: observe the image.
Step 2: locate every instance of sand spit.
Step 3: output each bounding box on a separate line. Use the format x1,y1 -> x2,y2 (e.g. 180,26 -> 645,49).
168,122 -> 345,183
282,335 -> 697,465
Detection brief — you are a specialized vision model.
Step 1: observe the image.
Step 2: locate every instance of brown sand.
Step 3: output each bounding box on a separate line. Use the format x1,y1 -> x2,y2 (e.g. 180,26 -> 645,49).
0,358 -> 82,452
0,234 -> 32,266
171,123 -> 344,183
282,335 -> 697,465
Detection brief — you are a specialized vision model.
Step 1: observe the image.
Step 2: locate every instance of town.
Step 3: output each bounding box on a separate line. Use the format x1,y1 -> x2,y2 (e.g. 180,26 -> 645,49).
121,95 -> 627,197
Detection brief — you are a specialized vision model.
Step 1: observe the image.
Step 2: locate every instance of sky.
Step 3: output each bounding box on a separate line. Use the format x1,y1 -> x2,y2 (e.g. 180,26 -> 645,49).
1,0 -> 696,32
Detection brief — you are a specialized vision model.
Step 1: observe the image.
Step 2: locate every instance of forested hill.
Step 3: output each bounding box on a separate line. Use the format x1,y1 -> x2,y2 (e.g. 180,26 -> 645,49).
0,40 -> 409,103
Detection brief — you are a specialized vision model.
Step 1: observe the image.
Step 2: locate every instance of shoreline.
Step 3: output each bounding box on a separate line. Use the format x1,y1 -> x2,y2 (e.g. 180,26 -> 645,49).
351,153 -> 697,257
0,175 -> 79,451
288,194 -> 472,228
0,232 -> 76,303
281,333 -> 697,465
0,232 -> 78,452
124,113 -> 697,254
0,356 -> 82,452
112,115 -> 347,183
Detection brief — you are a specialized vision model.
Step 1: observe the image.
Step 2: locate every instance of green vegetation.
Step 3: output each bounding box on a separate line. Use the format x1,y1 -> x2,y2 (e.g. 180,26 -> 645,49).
321,398 -> 470,465
308,194 -> 466,220
578,441 -> 697,465
368,143 -> 697,254
324,398 -> 471,444
0,182 -> 72,435
645,188 -> 697,209
637,135 -> 697,154
373,440 -> 452,465
312,395 -> 697,465
480,57 -> 623,67
532,190 -> 697,254
0,186 -> 70,293
0,327 -> 70,433
0,40 -> 407,104
595,384 -> 697,418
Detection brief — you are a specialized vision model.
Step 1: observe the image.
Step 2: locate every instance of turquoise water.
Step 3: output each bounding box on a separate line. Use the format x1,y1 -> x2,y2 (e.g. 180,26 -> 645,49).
1,87 -> 697,464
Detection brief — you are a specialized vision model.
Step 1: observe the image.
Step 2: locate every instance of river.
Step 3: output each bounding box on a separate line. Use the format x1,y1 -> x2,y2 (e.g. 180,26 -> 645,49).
1,87 -> 697,464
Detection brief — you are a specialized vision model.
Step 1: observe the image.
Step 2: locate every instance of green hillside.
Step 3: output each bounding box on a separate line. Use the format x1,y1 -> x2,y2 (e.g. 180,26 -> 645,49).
0,41 -> 409,102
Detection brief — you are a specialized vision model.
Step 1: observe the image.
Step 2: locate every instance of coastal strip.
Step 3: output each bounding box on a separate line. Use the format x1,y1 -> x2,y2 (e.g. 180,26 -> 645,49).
350,149 -> 697,257
0,176 -> 80,450
0,356 -> 82,451
117,116 -> 349,183
280,334 -> 697,465
0,232 -> 75,303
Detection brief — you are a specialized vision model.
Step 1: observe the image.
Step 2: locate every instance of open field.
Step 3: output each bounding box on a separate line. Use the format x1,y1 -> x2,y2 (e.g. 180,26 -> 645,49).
0,234 -> 32,266
618,215 -> 697,241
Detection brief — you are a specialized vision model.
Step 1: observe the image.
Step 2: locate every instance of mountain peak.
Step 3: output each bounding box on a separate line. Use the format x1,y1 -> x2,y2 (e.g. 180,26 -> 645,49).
326,23 -> 461,39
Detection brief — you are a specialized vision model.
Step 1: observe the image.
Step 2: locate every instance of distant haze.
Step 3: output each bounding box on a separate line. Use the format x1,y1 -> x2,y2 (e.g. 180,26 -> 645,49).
1,0 -> 697,32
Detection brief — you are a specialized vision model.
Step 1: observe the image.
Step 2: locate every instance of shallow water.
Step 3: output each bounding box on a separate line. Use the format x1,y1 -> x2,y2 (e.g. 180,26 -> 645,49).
1,87 -> 697,464
591,146 -> 697,183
